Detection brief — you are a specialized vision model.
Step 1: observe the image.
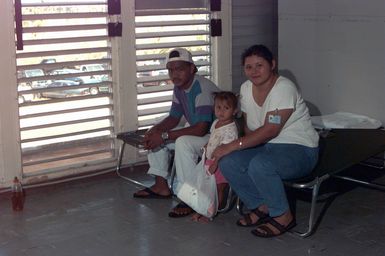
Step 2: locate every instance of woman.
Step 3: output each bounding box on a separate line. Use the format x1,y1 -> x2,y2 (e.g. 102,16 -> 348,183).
212,45 -> 319,238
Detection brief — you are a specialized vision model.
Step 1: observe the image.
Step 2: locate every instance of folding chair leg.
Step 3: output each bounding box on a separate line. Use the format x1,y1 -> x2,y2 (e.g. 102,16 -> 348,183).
217,186 -> 234,213
115,140 -> 147,187
236,196 -> 244,214
169,161 -> 176,194
116,142 -> 126,173
292,180 -> 321,237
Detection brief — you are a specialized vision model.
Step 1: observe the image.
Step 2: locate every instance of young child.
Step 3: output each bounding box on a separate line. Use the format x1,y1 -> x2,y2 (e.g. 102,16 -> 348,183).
192,91 -> 239,222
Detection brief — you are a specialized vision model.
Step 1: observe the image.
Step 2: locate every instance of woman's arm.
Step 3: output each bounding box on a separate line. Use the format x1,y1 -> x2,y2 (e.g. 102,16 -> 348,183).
242,113 -> 251,135
211,108 -> 293,160
241,108 -> 293,147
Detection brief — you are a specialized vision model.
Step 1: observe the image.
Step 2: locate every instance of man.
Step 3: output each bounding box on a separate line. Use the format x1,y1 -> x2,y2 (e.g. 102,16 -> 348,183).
133,48 -> 220,216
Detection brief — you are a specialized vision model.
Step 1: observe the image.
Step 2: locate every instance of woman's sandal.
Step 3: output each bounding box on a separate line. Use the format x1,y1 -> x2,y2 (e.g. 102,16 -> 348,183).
251,217 -> 296,238
236,208 -> 269,227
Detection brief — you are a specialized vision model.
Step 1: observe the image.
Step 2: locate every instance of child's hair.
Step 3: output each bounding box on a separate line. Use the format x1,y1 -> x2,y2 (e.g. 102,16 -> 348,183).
213,91 -> 238,109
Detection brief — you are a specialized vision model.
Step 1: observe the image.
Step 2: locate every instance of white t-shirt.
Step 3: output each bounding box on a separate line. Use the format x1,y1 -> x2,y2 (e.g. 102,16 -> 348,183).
206,119 -> 238,159
240,76 -> 318,147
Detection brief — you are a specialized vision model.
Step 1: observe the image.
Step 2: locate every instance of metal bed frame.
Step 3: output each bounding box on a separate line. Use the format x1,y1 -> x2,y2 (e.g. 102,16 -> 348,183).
284,128 -> 385,237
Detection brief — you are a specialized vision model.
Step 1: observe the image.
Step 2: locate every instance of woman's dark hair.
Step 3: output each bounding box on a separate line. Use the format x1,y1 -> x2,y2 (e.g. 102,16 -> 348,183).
241,44 -> 274,66
213,91 -> 238,109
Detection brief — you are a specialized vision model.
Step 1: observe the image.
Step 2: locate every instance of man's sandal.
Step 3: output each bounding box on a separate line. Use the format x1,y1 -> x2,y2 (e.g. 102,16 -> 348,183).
133,188 -> 172,199
251,218 -> 296,238
236,208 -> 269,227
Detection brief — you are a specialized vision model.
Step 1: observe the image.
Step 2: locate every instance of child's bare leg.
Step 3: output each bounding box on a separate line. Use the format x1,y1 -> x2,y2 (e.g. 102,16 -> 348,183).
191,213 -> 211,223
217,183 -> 229,209
197,215 -> 210,223
191,212 -> 201,222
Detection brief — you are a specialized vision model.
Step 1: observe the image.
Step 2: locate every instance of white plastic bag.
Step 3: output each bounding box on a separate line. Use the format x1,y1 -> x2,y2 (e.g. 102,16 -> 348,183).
176,148 -> 218,218
311,112 -> 382,129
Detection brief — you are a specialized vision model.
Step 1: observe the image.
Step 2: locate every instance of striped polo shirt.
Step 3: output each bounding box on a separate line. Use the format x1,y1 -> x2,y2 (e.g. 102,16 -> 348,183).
169,75 -> 220,126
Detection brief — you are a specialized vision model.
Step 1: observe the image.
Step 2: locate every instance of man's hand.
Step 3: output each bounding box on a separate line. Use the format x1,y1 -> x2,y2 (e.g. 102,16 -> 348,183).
143,130 -> 164,150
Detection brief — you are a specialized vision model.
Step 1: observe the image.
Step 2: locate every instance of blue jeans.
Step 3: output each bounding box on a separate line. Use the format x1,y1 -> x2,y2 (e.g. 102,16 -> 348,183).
219,143 -> 319,217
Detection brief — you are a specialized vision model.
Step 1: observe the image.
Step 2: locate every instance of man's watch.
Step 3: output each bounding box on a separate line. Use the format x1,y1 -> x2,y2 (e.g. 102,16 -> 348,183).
161,131 -> 169,141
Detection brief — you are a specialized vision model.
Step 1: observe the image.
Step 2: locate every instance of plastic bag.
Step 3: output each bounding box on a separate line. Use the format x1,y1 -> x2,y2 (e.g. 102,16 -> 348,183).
176,148 -> 218,218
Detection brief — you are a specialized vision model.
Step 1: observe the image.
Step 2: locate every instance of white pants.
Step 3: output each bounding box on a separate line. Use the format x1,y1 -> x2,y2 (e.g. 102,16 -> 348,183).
147,134 -> 209,184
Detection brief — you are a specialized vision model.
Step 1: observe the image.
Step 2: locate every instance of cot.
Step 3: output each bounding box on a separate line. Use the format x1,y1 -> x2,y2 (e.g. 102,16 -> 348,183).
285,128 -> 385,237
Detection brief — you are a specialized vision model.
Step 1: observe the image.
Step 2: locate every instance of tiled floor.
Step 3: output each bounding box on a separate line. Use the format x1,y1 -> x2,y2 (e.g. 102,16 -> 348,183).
0,163 -> 385,256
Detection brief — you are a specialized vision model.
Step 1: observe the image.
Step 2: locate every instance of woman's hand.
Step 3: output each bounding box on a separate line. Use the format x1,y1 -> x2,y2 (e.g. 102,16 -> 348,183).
208,160 -> 218,174
211,143 -> 233,163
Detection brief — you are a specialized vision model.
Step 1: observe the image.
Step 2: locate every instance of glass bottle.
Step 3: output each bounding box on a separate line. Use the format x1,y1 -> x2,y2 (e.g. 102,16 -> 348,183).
11,177 -> 25,211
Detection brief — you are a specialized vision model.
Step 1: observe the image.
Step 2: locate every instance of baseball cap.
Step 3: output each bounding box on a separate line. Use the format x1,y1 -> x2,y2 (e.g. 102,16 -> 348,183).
166,48 -> 195,65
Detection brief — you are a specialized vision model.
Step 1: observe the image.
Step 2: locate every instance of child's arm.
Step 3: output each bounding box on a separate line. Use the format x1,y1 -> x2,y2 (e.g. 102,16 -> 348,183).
208,159 -> 218,174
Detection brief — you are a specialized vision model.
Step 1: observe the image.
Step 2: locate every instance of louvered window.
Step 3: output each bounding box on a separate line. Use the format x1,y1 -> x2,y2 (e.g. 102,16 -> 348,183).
15,0 -> 116,175
135,0 -> 212,129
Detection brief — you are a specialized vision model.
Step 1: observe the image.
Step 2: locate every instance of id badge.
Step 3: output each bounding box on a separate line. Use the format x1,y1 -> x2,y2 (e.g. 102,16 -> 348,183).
268,109 -> 281,124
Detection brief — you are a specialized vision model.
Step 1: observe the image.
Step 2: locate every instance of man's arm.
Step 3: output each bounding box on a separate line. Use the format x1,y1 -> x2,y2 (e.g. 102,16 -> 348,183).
149,115 -> 180,133
143,116 -> 180,150
143,117 -> 209,150
167,121 -> 210,141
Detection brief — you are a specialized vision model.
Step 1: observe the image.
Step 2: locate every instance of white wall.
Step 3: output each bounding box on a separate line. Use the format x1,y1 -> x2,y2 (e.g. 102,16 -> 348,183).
278,0 -> 385,124
232,0 -> 278,93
